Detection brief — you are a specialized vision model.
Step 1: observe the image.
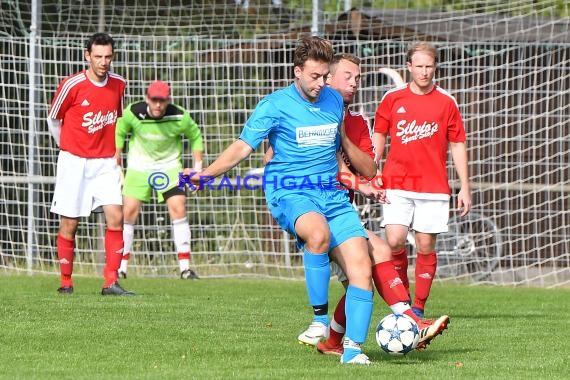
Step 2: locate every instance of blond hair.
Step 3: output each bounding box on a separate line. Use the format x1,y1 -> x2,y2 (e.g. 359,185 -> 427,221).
406,42 -> 438,64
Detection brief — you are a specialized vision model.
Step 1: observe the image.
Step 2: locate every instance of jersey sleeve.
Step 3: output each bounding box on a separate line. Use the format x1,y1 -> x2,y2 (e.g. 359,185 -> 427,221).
48,78 -> 75,121
373,93 -> 392,134
182,112 -> 204,151
446,101 -> 466,143
356,118 -> 374,159
115,105 -> 133,149
239,97 -> 276,151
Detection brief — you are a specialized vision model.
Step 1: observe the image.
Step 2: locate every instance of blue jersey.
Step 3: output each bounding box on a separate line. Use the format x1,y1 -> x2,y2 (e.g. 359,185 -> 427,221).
239,84 -> 344,200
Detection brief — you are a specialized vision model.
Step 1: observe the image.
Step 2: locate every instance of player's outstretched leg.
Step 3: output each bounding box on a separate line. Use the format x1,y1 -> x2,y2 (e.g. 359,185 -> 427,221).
416,315 -> 450,350
371,258 -> 449,350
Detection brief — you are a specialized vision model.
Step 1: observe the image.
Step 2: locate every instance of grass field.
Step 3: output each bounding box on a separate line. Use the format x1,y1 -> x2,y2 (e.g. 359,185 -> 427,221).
1,275 -> 568,380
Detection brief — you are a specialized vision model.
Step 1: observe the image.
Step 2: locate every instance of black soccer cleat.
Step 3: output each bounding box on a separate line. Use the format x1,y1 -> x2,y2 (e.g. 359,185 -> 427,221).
101,282 -> 135,296
118,270 -> 127,279
57,286 -> 74,294
180,269 -> 200,280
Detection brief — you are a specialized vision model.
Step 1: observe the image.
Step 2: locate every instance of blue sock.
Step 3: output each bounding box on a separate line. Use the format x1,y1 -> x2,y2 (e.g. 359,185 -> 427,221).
342,285 -> 373,361
313,314 -> 328,326
303,249 -> 330,324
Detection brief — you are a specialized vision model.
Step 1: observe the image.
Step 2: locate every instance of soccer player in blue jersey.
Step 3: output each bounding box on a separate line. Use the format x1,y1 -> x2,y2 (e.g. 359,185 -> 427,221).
183,36 -> 374,365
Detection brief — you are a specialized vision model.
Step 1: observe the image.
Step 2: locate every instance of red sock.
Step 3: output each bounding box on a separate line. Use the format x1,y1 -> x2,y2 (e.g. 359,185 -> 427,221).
57,234 -> 75,287
122,252 -> 130,261
103,228 -> 124,288
413,251 -> 437,310
328,294 -> 346,346
372,261 -> 410,306
392,248 -> 409,295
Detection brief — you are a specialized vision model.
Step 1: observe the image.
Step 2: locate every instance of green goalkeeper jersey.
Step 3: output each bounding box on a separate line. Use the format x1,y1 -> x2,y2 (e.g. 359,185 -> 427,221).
116,101 -> 204,172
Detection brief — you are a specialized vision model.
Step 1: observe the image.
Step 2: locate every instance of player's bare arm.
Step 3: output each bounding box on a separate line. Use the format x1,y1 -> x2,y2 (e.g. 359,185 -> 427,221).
192,150 -> 204,172
336,152 -> 386,203
340,121 -> 376,179
262,145 -> 274,166
371,132 -> 386,171
450,141 -> 472,216
114,148 -> 123,166
183,139 -> 253,186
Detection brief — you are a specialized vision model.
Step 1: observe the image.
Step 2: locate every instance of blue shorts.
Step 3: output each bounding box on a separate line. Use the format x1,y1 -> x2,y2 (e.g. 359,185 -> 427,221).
267,188 -> 366,251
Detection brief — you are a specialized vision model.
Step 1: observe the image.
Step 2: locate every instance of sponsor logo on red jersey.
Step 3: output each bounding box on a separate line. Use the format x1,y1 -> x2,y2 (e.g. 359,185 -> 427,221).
82,110 -> 118,134
396,119 -> 439,144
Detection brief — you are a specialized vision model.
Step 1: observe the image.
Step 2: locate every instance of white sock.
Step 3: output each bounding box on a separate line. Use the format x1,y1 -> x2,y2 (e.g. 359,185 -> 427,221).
178,258 -> 190,272
330,317 -> 345,334
390,301 -> 412,315
172,218 -> 191,272
120,223 -> 135,273
119,259 -> 129,273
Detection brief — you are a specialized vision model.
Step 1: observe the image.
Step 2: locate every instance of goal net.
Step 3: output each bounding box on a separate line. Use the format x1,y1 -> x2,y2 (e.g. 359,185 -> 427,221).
1,0 -> 569,286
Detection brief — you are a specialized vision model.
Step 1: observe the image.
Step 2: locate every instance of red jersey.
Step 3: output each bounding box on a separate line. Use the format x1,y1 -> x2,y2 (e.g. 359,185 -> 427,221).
345,109 -> 375,164
342,109 -> 374,202
374,83 -> 466,195
48,70 -> 126,158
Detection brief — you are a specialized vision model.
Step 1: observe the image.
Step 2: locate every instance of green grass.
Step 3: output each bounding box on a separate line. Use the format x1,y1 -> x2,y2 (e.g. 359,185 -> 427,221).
0,275 -> 568,380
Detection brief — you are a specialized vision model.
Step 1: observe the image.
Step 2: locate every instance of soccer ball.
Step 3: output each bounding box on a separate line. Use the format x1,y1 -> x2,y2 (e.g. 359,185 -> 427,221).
375,313 -> 420,355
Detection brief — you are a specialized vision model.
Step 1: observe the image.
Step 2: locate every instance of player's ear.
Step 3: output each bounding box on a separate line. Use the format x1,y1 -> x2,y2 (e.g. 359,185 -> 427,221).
84,49 -> 90,62
293,65 -> 302,79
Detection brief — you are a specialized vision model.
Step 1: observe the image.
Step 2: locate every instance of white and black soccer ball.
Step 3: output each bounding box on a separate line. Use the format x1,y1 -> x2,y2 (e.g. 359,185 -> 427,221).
375,313 -> 420,355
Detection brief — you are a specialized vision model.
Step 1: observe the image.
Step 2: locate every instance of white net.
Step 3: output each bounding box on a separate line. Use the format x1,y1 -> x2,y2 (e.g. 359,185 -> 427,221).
1,0 -> 569,286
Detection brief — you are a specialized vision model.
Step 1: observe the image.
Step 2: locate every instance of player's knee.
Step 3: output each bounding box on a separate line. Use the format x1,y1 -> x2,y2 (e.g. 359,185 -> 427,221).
103,206 -> 124,230
59,218 -> 79,238
347,262 -> 372,290
367,231 -> 392,263
386,236 -> 407,251
304,228 -> 330,253
370,243 -> 393,264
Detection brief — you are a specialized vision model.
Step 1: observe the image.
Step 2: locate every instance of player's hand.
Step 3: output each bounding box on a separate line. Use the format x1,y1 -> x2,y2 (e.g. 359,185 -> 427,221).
181,167 -> 202,193
263,146 -> 274,166
371,170 -> 383,189
357,183 -> 389,204
114,151 -> 122,167
377,189 -> 389,204
457,188 -> 472,216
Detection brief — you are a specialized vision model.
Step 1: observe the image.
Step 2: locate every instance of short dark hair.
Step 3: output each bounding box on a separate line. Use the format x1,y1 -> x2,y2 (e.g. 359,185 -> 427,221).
85,32 -> 115,53
330,53 -> 360,74
293,36 -> 333,68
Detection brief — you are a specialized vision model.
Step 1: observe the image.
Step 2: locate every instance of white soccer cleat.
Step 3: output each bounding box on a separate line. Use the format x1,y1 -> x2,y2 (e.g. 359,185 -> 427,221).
297,321 -> 328,346
340,353 -> 371,365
